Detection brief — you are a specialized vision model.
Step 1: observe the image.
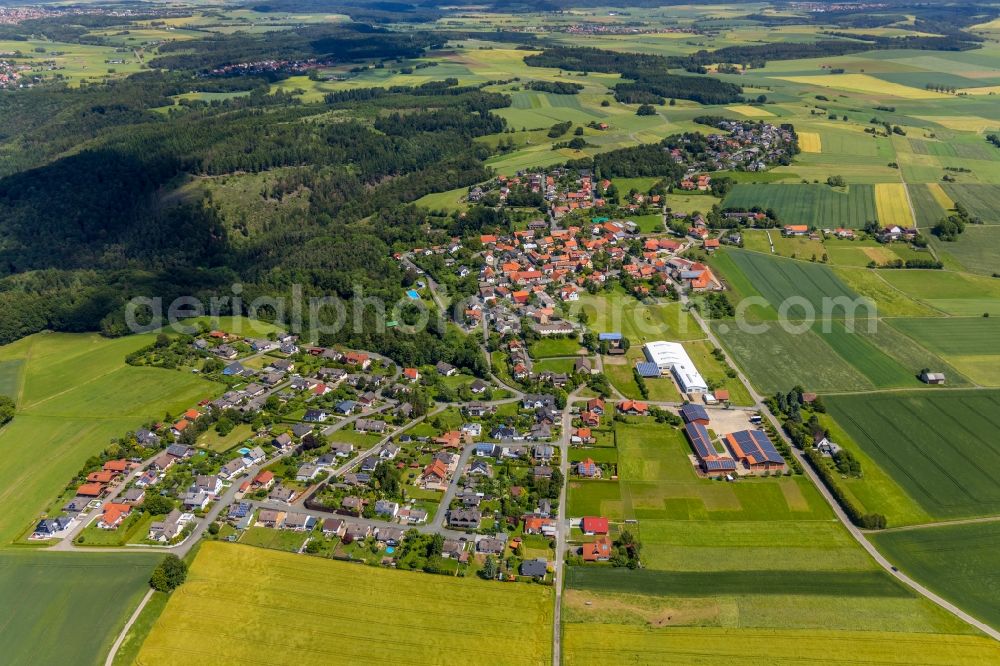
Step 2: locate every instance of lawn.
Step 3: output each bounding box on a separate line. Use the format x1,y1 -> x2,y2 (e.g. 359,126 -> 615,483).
136,542 -> 553,664
197,423 -> 255,452
0,550 -> 161,666
238,526 -> 308,552
723,184 -> 878,228
826,390 -> 1000,519
0,332 -> 217,545
872,521 -> 1000,631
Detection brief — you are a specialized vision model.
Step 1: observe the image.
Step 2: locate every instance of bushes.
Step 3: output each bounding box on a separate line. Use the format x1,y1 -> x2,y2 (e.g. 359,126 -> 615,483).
803,447 -> 886,529
0,395 -> 13,426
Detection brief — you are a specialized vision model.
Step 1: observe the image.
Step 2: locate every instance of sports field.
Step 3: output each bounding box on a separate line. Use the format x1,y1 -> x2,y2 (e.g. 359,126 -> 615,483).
136,542 -> 553,665
826,390 -> 1000,519
0,550 -> 161,666
723,184 -> 878,228
872,521 -> 1000,630
0,333 -> 216,544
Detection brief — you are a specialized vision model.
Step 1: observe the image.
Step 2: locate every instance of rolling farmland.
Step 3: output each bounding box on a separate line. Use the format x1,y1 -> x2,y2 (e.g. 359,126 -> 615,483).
0,333 -> 216,544
0,551 -> 161,666
873,522 -> 1000,630
723,249 -> 865,318
874,183 -> 914,228
797,131 -> 822,153
940,184 -> 1000,223
826,391 -> 1000,519
563,626 -> 1000,665
137,542 -> 553,665
723,184 -> 878,228
777,73 -> 952,99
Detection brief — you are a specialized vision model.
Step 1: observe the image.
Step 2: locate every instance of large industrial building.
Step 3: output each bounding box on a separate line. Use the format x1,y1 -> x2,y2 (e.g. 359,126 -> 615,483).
642,341 -> 709,393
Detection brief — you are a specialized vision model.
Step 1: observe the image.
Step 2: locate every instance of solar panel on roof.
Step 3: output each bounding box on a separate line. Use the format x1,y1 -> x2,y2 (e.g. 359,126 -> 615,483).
680,404 -> 709,423
635,362 -> 661,378
684,422 -> 715,460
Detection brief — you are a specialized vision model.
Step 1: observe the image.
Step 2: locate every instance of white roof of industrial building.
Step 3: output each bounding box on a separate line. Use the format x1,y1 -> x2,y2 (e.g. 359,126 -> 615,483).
643,341 -> 708,393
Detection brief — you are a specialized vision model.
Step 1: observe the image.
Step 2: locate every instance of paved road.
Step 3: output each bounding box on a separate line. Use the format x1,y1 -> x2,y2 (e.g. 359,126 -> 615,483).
551,387 -> 580,666
428,442 -> 477,534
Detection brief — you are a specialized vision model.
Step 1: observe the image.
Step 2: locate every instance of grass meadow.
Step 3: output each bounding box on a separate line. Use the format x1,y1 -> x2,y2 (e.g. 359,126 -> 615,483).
136,542 -> 553,665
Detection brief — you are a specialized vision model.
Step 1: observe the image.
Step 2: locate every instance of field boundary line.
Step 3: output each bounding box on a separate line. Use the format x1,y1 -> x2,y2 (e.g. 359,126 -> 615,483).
869,514 -> 1000,535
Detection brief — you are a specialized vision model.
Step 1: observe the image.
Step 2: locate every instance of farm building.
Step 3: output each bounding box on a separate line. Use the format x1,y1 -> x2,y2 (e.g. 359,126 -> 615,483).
635,361 -> 661,378
920,371 -> 946,385
684,422 -> 737,476
643,341 -> 709,393
724,430 -> 786,472
679,404 -> 710,425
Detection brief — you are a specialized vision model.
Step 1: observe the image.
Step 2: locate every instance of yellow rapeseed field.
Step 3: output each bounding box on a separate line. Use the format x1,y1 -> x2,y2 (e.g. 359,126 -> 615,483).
875,183 -> 915,228
798,131 -> 822,153
136,542 -> 553,665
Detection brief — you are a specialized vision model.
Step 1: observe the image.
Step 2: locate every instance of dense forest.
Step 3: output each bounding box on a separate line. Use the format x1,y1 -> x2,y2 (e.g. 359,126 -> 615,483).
524,47 -> 744,105
0,49 -> 506,368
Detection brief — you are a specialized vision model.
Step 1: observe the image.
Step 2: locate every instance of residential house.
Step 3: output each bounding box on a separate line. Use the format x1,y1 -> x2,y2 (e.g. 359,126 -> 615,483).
581,516 -> 609,535
448,508 -> 482,529
582,535 -> 612,562
148,509 -> 185,543
257,509 -> 286,528
282,512 -> 316,531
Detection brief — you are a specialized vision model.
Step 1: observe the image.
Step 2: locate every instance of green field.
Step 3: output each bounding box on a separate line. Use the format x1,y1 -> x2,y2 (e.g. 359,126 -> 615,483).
0,551 -> 160,665
575,289 -> 703,343
0,333 -> 216,544
873,522 -> 1000,631
827,390 -> 1000,519
137,542 -> 553,664
814,320 -> 919,388
887,317 -> 1000,356
930,226 -> 1000,276
887,317 -> 1000,385
529,336 -> 583,358
713,322 -> 873,394
940,184 -> 1000,224
724,249 -> 866,320
723,184 -> 878,228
